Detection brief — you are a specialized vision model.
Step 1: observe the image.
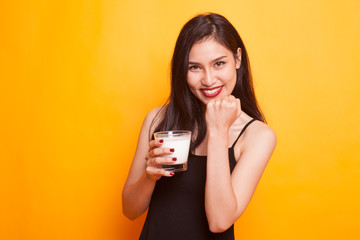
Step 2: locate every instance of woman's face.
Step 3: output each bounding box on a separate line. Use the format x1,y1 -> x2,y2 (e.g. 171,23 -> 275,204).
187,38 -> 241,105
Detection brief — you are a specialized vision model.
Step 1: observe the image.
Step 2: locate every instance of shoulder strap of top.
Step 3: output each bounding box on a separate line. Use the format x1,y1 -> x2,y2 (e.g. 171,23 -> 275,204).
231,118 -> 256,148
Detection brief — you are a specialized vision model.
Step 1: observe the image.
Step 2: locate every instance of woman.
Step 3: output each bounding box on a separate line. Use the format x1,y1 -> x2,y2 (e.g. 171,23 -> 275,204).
122,13 -> 277,240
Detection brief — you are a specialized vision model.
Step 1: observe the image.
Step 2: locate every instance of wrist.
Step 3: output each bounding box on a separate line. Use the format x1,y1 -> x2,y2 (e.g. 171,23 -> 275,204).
207,126 -> 228,137
208,128 -> 228,147
144,172 -> 158,183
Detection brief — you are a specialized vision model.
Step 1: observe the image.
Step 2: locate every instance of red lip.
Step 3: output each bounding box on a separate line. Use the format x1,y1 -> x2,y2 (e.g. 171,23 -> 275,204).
200,86 -> 223,98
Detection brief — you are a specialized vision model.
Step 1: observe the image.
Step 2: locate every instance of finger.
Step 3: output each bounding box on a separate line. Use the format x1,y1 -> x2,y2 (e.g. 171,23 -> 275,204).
228,95 -> 236,102
146,166 -> 175,179
223,95 -> 233,101
235,98 -> 241,108
215,98 -> 221,107
149,147 -> 174,158
147,156 -> 177,166
145,166 -> 163,181
152,167 -> 176,177
162,169 -> 175,177
221,97 -> 233,108
149,139 -> 164,149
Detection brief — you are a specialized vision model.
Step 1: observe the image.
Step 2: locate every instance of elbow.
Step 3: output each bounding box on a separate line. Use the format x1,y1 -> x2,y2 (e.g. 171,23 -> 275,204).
209,225 -> 226,233
208,210 -> 245,233
123,212 -> 136,221
208,221 -> 231,233
122,207 -> 141,221
122,198 -> 142,221
122,188 -> 142,220
208,218 -> 234,233
124,214 -> 138,221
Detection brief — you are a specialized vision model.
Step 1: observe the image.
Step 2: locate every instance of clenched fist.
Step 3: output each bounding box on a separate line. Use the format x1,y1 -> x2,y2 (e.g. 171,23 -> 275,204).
205,95 -> 242,132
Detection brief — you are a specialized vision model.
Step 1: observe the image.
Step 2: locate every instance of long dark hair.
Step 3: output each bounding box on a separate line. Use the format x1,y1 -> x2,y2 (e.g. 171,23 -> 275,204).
152,13 -> 265,151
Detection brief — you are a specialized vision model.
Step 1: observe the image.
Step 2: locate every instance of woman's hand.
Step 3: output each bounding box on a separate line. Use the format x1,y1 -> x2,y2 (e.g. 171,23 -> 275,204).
145,139 -> 176,181
205,95 -> 242,132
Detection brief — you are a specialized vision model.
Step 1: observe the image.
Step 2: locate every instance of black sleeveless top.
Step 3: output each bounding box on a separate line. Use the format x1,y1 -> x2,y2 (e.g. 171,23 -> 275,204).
139,119 -> 256,240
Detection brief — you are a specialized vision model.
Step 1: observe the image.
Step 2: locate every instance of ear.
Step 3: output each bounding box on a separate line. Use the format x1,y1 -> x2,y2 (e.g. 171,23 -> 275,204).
235,48 -> 241,69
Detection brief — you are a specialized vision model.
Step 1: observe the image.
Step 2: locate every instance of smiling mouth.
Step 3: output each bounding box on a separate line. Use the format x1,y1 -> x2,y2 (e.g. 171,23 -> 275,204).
200,86 -> 223,98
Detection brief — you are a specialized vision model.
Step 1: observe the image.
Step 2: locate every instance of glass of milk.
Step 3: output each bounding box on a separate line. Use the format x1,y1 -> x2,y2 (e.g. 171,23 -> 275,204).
154,130 -> 192,172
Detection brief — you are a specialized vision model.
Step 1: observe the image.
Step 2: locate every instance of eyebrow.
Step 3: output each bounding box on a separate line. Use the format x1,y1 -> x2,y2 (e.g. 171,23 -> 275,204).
188,55 -> 228,65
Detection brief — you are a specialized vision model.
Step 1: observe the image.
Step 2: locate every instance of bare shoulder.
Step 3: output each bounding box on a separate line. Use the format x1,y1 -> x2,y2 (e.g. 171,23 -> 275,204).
143,105 -> 167,134
146,105 -> 166,119
243,120 -> 277,154
248,120 -> 276,141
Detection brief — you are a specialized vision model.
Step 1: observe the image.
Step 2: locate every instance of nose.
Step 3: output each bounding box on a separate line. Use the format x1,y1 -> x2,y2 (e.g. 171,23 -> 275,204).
202,69 -> 216,87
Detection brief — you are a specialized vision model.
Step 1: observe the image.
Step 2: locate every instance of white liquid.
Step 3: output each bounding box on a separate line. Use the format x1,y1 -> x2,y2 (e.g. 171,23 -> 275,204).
157,136 -> 191,164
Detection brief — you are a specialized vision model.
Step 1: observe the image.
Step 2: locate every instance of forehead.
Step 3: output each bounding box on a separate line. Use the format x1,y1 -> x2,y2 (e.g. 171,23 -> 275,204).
188,38 -> 233,61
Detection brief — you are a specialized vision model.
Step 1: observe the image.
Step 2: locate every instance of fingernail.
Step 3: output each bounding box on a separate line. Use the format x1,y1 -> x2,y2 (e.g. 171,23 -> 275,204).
170,172 -> 175,176
172,157 -> 177,161
170,148 -> 174,152
159,139 -> 163,143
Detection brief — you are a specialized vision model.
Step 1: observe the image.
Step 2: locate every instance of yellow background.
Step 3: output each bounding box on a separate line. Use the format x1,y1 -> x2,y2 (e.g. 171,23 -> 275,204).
1,0 -> 359,239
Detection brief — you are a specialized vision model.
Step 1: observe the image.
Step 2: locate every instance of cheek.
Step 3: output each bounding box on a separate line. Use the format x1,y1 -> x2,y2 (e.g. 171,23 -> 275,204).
222,69 -> 237,93
186,73 -> 198,89
220,67 -> 237,83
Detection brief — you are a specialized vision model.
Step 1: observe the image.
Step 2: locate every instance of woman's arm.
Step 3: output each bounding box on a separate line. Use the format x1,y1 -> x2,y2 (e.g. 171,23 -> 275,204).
204,96 -> 277,232
122,107 -> 174,220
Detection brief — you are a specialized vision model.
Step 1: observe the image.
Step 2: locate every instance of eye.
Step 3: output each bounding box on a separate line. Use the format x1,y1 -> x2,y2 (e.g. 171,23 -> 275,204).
188,65 -> 201,71
214,61 -> 226,68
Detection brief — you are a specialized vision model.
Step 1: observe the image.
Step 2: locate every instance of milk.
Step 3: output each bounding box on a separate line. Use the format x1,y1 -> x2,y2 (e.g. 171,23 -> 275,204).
154,131 -> 192,170
159,136 -> 191,164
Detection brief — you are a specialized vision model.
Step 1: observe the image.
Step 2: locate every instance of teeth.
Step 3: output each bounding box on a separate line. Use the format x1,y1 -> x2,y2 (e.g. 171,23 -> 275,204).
203,87 -> 221,95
